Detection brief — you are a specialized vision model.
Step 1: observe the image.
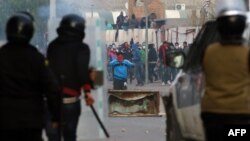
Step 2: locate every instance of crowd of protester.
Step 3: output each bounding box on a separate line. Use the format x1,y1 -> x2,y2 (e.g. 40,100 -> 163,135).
105,11 -> 156,30
106,39 -> 190,90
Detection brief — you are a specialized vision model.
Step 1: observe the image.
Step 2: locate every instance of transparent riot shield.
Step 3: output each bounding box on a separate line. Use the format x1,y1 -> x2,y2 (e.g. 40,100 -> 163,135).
78,17 -> 107,140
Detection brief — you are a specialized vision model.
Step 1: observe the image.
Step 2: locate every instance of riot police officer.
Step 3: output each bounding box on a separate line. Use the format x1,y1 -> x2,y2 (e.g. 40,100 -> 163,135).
202,0 -> 250,140
0,13 -> 61,141
46,14 -> 94,141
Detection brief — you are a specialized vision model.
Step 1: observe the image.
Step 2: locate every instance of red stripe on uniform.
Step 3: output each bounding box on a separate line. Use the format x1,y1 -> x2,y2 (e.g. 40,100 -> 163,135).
81,84 -> 91,92
63,87 -> 80,97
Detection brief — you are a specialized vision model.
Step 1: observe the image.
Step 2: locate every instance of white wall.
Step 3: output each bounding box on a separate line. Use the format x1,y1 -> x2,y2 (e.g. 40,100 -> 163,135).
105,29 -> 158,46
105,27 -> 199,46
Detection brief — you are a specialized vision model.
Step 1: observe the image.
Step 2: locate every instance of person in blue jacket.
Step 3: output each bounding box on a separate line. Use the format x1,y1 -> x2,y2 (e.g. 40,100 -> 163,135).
109,52 -> 134,90
132,42 -> 144,86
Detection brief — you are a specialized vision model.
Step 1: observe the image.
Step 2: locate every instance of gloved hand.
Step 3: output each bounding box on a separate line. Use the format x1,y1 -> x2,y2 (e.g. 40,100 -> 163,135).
85,92 -> 94,106
51,121 -> 60,129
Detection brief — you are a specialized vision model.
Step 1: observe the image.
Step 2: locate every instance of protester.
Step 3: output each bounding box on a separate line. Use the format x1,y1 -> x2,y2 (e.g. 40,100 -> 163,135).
105,20 -> 113,30
109,52 -> 134,90
182,41 -> 189,55
122,16 -> 129,32
116,11 -> 124,29
140,44 -> 146,83
129,13 -> 138,29
120,41 -> 134,83
132,42 -> 144,86
159,41 -> 171,85
140,17 -> 146,29
148,43 -> 158,83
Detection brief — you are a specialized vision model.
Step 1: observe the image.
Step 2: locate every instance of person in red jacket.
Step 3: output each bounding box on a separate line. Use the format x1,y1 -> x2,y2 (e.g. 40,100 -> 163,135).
158,41 -> 171,85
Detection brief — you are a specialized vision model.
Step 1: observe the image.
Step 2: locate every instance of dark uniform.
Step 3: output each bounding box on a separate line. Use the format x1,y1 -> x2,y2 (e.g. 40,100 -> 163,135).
46,14 -> 93,141
47,37 -> 91,97
0,13 -> 61,141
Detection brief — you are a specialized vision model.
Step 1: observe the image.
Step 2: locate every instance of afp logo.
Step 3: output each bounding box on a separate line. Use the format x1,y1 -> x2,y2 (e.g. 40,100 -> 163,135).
224,125 -> 249,141
228,129 -> 246,136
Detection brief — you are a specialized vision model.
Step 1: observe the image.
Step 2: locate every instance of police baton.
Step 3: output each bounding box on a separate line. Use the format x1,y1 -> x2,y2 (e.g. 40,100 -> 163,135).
83,89 -> 110,138
86,69 -> 109,138
90,104 -> 110,138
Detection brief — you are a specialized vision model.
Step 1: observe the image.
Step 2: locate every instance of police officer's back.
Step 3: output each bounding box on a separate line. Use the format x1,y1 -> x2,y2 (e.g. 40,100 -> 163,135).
46,14 -> 94,141
0,13 -> 61,141
202,0 -> 250,140
47,15 -> 91,92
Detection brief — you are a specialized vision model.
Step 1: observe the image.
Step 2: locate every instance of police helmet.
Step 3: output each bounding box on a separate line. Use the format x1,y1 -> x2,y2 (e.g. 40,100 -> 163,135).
216,0 -> 247,39
57,14 -> 85,38
6,13 -> 34,43
18,11 -> 35,22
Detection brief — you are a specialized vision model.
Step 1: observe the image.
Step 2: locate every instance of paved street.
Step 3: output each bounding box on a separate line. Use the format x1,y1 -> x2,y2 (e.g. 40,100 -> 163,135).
76,80 -> 171,141
43,79 -> 171,141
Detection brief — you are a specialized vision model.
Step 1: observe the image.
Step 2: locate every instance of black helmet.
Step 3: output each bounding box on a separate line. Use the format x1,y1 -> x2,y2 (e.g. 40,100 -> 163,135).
216,0 -> 246,40
17,11 -> 34,22
57,14 -> 85,38
6,13 -> 34,43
